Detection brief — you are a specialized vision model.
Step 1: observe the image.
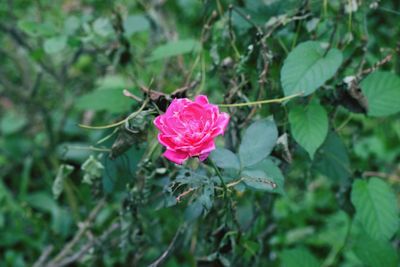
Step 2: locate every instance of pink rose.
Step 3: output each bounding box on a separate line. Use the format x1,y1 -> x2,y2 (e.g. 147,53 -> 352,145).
154,95 -> 230,164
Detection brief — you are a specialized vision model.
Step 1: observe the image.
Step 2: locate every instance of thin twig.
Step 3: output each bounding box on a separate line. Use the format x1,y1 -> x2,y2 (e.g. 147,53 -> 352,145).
33,246 -> 54,267
78,98 -> 149,130
148,225 -> 186,267
176,187 -> 196,202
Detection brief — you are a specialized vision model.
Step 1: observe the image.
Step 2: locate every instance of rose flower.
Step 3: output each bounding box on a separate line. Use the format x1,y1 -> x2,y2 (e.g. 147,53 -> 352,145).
153,95 -> 230,164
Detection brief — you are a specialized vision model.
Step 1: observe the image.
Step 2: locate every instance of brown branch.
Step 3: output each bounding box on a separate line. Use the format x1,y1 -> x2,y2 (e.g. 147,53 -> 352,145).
53,222 -> 120,267
44,198 -> 106,266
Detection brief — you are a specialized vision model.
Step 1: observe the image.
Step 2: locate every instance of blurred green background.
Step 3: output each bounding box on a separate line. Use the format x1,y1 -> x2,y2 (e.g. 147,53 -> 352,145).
0,0 -> 399,266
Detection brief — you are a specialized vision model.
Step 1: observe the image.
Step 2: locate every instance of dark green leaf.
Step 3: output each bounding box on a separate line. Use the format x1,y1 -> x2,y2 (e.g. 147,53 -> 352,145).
239,118 -> 278,167
243,159 -> 285,194
210,147 -> 240,171
313,131 -> 351,182
242,169 -> 276,192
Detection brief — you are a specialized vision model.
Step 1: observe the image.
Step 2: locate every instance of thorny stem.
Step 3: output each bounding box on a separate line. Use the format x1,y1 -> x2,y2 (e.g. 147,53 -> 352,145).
208,158 -> 227,197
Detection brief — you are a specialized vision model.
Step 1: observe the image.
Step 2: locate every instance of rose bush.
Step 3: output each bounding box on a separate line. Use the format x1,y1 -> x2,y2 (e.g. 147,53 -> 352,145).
154,95 -> 230,164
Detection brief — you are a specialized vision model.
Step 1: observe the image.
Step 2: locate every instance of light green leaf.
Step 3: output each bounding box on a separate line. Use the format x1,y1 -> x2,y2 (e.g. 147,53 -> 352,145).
93,17 -> 114,37
64,16 -> 81,35
243,159 -> 285,194
148,39 -> 201,61
75,75 -> 135,113
353,234 -> 399,267
75,89 -> 132,113
289,101 -> 328,159
280,247 -> 320,267
351,178 -> 398,240
210,148 -> 240,171
52,164 -> 74,199
281,41 -> 342,96
18,20 -> 56,37
43,36 -> 67,54
123,15 -> 149,37
81,155 -> 104,185
239,118 -> 278,167
313,131 -> 351,182
360,71 -> 400,117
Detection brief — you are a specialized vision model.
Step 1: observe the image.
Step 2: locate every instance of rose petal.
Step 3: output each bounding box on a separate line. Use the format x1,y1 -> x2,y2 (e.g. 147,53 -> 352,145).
163,149 -> 189,164
189,139 -> 215,156
153,115 -> 164,130
200,140 -> 216,154
199,152 -> 211,161
195,95 -> 209,105
158,134 -> 177,150
217,112 -> 230,131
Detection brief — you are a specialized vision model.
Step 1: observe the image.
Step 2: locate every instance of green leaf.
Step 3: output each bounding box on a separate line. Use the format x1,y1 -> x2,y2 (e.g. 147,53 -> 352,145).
360,71 -> 400,117
25,193 -> 58,214
0,111 -> 27,135
81,155 -> 104,185
25,192 -> 72,235
243,159 -> 285,194
281,41 -> 342,96
184,199 -> 204,222
147,39 -> 201,61
123,15 -> 149,37
64,16 -> 81,35
289,101 -> 328,159
242,169 -> 276,192
239,118 -> 278,167
351,178 -> 398,240
210,148 -> 240,171
93,17 -> 113,37
75,75 -> 135,113
52,164 -> 74,199
280,247 -> 320,267
353,234 -> 399,267
18,20 -> 56,37
43,36 -> 67,54
313,131 -> 351,182
75,88 -> 132,113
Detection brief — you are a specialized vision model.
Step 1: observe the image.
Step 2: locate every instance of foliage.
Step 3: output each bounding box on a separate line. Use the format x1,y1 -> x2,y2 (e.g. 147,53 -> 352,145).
0,0 -> 399,266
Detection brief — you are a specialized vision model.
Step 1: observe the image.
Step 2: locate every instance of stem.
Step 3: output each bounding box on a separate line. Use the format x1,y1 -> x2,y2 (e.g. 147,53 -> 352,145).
218,93 -> 302,107
208,158 -> 227,196
67,145 -> 111,152
78,98 -> 149,130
